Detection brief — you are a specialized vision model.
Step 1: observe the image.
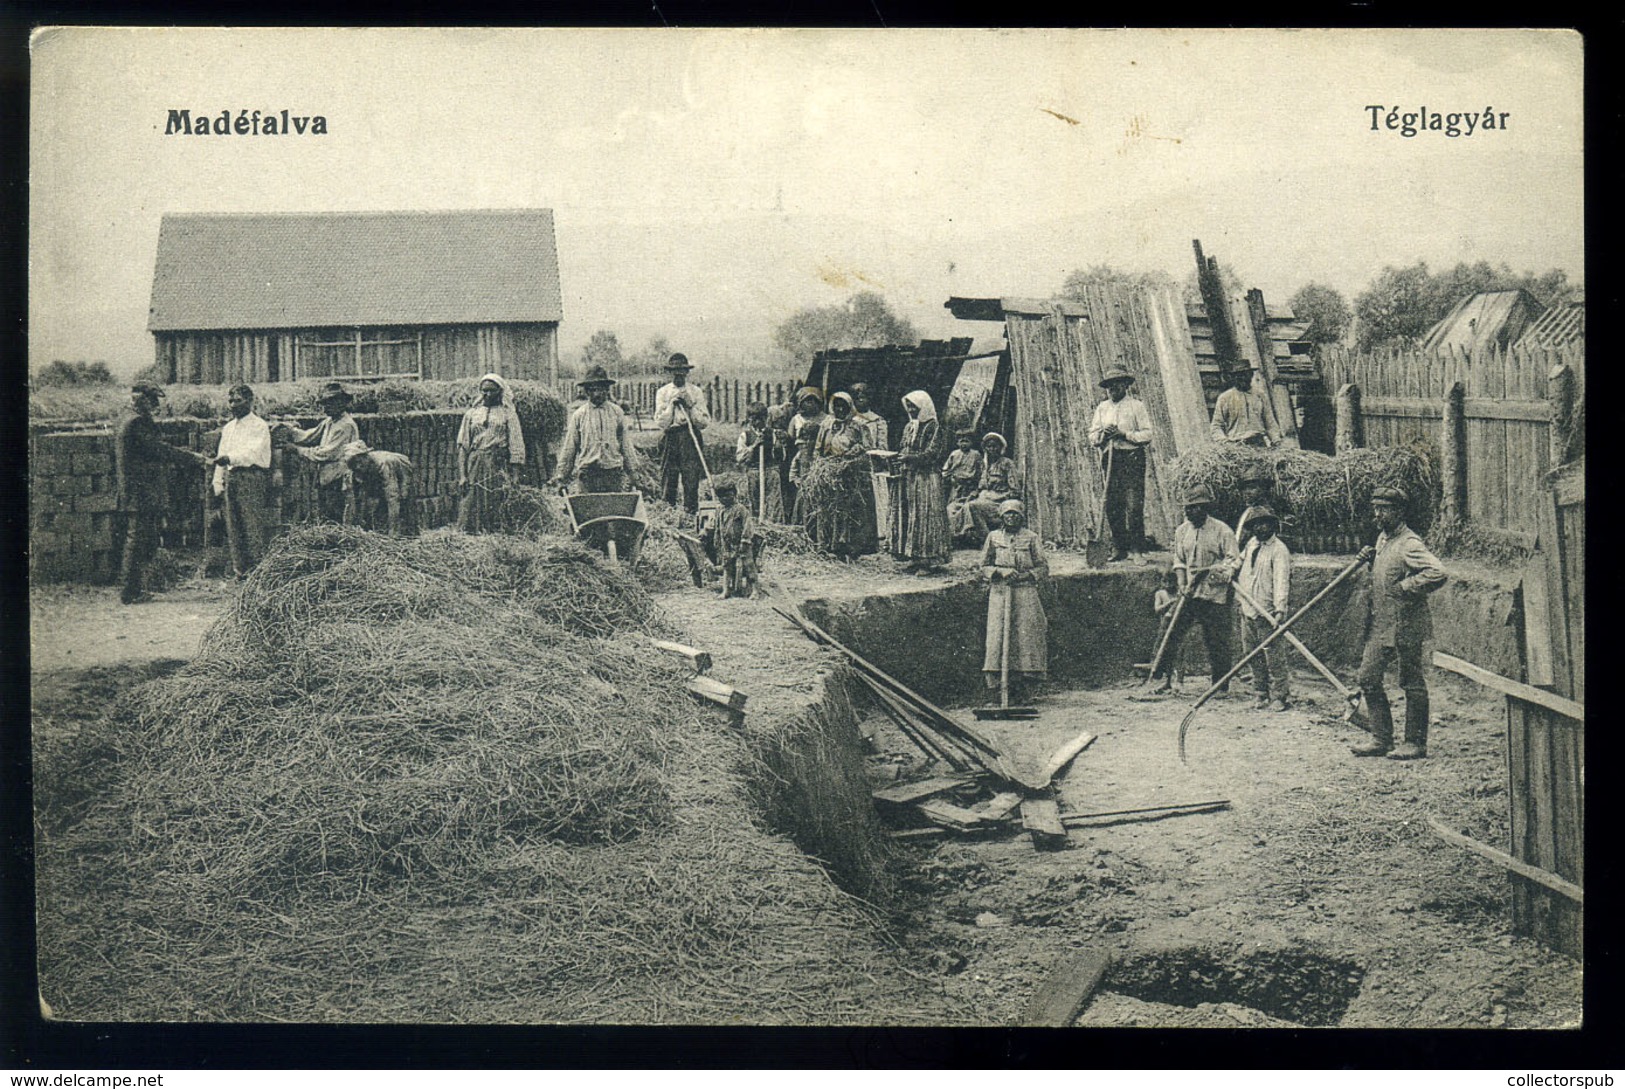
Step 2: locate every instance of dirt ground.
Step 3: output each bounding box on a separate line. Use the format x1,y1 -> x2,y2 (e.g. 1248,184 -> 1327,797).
29,540 -> 1583,1029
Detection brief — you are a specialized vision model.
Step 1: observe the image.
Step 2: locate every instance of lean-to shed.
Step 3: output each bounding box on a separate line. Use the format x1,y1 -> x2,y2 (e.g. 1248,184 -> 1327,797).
945,286 -> 1211,547
148,209 -> 563,384
1420,289 -> 1545,355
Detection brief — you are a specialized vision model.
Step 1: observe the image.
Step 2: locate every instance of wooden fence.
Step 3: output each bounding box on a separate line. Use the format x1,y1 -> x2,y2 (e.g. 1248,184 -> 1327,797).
558,377 -> 796,427
1321,342 -> 1584,543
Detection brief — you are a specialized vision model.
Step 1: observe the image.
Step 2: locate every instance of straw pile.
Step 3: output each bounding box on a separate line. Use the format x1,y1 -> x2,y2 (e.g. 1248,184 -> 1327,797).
1169,443 -> 1437,537
36,526 -> 947,1023
795,456 -> 874,552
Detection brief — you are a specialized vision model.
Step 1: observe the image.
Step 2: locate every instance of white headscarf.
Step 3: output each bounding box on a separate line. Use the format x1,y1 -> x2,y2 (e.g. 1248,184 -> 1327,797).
901,390 -> 937,423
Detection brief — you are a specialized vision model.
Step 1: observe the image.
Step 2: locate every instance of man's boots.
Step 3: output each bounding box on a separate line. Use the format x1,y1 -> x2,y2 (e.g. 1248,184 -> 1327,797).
1351,687 -> 1393,756
1388,689 -> 1430,760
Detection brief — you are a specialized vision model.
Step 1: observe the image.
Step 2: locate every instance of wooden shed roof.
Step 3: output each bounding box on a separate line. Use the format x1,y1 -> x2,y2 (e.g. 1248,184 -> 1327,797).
1517,300 -> 1584,351
149,210 -> 563,332
1420,289 -> 1544,354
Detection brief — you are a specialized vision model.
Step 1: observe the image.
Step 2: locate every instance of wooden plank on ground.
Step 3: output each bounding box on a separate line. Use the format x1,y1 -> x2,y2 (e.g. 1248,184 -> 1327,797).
650,639 -> 713,674
1020,796 -> 1068,850
1020,949 -> 1113,1027
1427,816 -> 1582,903
1038,731 -> 1097,785
686,675 -> 746,712
973,791 -> 1025,822
1519,557 -> 1555,688
871,775 -> 974,806
1431,652 -> 1583,721
917,799 -> 989,833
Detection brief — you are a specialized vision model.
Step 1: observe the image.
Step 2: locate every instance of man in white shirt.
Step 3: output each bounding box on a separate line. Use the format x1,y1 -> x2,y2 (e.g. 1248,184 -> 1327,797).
210,383 -> 274,578
653,353 -> 711,516
1151,485 -> 1240,695
1087,365 -> 1154,561
1236,506 -> 1292,710
554,365 -> 641,494
1210,361 -> 1281,447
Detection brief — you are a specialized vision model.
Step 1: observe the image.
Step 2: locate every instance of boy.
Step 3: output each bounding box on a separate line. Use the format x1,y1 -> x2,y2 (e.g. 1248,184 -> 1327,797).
942,430 -> 983,502
714,481 -> 759,599
1151,568 -> 1183,691
1237,506 -> 1292,711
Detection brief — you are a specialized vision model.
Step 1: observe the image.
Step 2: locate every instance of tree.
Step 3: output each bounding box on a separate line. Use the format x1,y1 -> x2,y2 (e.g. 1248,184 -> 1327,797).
626,334 -> 674,376
1059,265 -> 1176,297
580,330 -> 625,378
1287,283 -> 1352,348
33,360 -> 114,387
1353,260 -> 1578,352
772,291 -> 918,368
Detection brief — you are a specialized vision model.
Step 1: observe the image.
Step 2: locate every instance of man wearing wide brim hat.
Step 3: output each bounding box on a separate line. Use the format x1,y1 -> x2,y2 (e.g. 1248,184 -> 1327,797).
1234,468 -> 1276,549
1351,485 -> 1448,760
114,381 -> 210,604
1237,505 -> 1293,711
288,381 -> 362,523
554,363 -> 640,495
1151,482 -> 1241,694
653,352 -> 711,516
1210,358 -> 1281,448
1087,363 -> 1154,560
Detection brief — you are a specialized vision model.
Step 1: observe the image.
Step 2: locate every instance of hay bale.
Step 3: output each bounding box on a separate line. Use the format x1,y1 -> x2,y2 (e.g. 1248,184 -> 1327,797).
35,526 -> 955,1024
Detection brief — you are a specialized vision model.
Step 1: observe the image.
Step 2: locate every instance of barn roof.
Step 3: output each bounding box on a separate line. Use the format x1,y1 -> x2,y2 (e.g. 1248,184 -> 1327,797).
1516,300 -> 1584,350
149,210 -> 563,332
1420,289 -> 1544,354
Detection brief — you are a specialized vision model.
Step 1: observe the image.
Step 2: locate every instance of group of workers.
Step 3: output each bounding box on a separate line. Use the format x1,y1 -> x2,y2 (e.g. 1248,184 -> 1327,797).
113,373 -> 525,603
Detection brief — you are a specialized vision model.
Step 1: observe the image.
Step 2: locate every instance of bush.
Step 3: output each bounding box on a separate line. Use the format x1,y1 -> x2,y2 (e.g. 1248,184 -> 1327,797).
33,361 -> 114,387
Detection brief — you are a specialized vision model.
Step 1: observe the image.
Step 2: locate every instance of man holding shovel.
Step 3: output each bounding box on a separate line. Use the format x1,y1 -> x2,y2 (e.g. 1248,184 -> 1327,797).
1351,486 -> 1447,760
1150,485 -> 1239,695
1087,365 -> 1153,562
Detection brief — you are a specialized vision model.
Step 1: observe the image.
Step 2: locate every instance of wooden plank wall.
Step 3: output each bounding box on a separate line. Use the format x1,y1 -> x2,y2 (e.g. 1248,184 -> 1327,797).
1004,285 -> 1202,546
1506,698 -> 1583,957
1320,342 -> 1584,538
159,324 -> 558,384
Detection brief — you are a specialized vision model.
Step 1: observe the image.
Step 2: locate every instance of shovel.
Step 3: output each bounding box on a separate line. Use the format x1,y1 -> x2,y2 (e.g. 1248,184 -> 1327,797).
1084,444 -> 1115,568
975,579 -> 1040,720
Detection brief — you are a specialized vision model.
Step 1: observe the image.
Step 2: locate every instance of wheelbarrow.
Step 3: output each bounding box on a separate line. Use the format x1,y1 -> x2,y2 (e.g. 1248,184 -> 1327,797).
564,491 -> 648,565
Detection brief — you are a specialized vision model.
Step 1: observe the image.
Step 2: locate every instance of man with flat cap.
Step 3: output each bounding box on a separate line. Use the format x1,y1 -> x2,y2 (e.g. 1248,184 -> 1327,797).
288,381 -> 362,523
653,352 -> 711,517
1351,486 -> 1447,760
1237,505 -> 1293,711
1211,360 -> 1281,448
1088,364 -> 1154,561
1151,484 -> 1240,695
554,364 -> 640,495
114,382 -> 210,604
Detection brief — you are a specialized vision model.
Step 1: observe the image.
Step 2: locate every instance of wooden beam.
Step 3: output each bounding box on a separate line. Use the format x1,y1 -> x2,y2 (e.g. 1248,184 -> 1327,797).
1020,949 -> 1113,1027
917,799 -> 989,833
1428,816 -> 1583,904
973,792 -> 1026,822
686,675 -> 746,713
1061,799 -> 1231,827
1038,731 -> 1096,785
871,775 -> 974,806
649,639 -> 712,674
1020,797 -> 1068,850
1432,652 -> 1583,721
1520,559 -> 1555,689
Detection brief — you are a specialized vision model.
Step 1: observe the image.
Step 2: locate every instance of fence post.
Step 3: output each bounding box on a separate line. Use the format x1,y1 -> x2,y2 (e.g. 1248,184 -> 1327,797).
1441,380 -> 1467,524
1547,362 -> 1575,469
1334,383 -> 1363,453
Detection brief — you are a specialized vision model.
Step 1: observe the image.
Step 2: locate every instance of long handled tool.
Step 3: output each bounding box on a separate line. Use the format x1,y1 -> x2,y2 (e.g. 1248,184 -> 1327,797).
1085,445 -> 1115,568
1179,551 -> 1372,761
1143,567 -> 1210,686
1230,580 -> 1365,723
757,441 -> 767,518
975,580 -> 1039,720
681,401 -> 715,493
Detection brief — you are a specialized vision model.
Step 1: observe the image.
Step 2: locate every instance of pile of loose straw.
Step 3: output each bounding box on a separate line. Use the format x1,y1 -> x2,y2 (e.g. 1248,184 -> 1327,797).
35,527 -> 948,1024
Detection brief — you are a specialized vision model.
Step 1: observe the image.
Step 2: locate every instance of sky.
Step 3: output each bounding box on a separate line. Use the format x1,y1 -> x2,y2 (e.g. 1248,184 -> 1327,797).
29,27 -> 1584,376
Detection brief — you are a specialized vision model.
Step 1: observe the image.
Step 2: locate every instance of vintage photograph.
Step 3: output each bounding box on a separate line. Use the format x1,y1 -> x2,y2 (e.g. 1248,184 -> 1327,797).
27,28 -> 1583,1029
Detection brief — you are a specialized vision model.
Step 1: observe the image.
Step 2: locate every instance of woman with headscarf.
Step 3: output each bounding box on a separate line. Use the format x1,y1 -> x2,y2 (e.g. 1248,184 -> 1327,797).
456,373 -> 527,534
980,499 -> 1049,705
964,432 -> 1022,543
889,390 -> 952,574
803,391 -> 878,557
787,387 -> 828,523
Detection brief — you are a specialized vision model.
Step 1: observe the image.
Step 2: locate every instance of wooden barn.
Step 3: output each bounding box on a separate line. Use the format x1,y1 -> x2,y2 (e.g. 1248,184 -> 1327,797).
148,209 -> 563,384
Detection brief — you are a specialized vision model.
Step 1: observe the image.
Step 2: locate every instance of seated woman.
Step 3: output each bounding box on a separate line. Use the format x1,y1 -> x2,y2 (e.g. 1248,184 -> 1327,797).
962,433 -> 1021,544
980,499 -> 1049,706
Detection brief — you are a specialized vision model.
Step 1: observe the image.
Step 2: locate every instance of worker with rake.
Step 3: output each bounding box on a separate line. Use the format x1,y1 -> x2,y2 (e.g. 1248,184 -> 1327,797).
1150,484 -> 1240,695
1350,485 -> 1448,760
1088,365 -> 1153,561
653,352 -> 710,520
1236,506 -> 1292,711
455,373 -> 527,534
980,499 -> 1048,707
554,364 -> 640,495
288,382 -> 362,524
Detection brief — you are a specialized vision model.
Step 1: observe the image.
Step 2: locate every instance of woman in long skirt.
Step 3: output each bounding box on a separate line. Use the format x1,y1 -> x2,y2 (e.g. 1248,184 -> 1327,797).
890,390 -> 952,575
981,499 -> 1049,705
456,373 -> 526,534
807,392 -> 879,557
